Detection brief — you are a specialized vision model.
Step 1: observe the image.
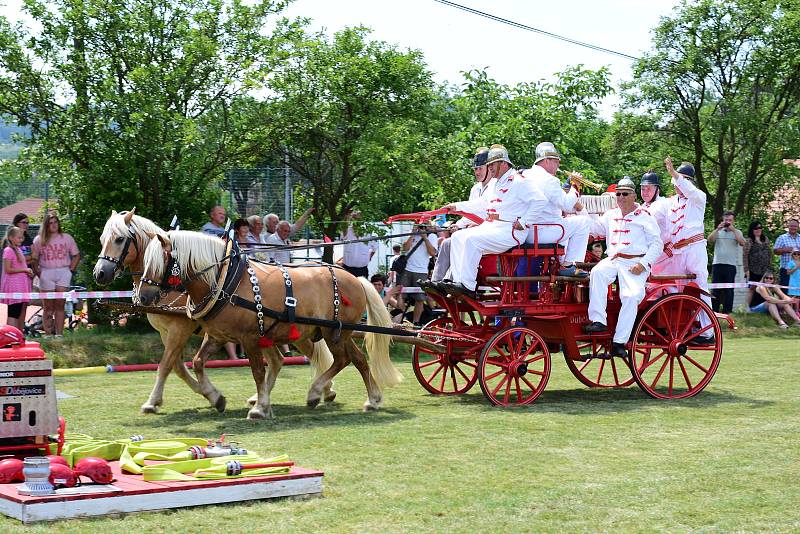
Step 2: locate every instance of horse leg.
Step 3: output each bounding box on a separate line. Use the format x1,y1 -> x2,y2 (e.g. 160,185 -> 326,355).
141,319 -> 200,413
307,342 -> 350,409
191,334 -> 227,412
297,338 -> 337,403
245,341 -> 280,420
345,338 -> 383,411
246,346 -> 279,406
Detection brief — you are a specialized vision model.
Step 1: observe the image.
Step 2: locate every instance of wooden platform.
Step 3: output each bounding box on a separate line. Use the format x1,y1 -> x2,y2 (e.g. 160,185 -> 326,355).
0,461 -> 323,523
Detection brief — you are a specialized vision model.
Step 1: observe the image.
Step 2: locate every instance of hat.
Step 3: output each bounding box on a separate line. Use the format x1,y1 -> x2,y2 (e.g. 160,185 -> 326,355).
485,144 -> 512,165
534,142 -> 561,164
617,176 -> 636,192
676,162 -> 695,179
472,146 -> 489,169
640,170 -> 660,187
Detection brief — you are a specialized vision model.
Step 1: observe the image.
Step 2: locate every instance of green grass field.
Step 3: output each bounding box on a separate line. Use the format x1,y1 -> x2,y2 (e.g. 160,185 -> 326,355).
3,334 -> 799,533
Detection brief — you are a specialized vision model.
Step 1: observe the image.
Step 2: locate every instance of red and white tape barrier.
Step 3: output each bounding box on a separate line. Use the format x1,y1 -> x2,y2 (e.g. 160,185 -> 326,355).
0,290 -> 134,300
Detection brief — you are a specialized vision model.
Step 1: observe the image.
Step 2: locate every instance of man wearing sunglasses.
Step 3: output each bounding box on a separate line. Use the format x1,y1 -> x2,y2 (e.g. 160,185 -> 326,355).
584,177 -> 662,358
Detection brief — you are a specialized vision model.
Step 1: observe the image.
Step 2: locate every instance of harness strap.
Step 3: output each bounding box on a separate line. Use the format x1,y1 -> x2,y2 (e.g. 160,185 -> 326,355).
327,266 -> 342,342
204,252 -> 247,320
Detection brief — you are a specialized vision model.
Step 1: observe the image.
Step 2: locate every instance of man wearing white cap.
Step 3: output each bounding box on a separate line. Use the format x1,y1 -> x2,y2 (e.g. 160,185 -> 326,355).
584,177 -> 662,357
522,142 -> 591,277
439,144 -> 548,299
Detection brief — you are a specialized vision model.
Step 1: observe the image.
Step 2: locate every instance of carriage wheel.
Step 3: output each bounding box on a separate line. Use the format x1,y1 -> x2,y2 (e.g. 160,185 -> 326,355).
565,339 -> 635,388
630,293 -> 722,399
412,317 -> 479,395
478,326 -> 550,406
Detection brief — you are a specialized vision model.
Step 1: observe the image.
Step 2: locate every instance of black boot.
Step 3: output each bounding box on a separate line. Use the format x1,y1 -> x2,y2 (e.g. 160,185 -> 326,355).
583,321 -> 608,333
610,342 -> 627,358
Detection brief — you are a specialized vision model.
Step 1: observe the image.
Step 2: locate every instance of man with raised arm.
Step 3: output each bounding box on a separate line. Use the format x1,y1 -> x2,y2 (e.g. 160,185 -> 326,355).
583,177 -> 662,358
522,142 -> 590,277
438,144 -> 548,299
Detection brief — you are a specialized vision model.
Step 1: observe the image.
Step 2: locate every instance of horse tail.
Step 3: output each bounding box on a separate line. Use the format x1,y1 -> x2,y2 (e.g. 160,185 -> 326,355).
309,339 -> 334,379
357,277 -> 403,389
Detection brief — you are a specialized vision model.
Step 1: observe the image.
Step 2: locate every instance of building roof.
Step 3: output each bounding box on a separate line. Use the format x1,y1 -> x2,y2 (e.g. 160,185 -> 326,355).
0,198 -> 49,224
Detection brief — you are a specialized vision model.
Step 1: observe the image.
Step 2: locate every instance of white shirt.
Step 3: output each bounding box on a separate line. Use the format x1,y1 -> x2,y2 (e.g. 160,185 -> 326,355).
454,168 -> 547,227
404,233 -> 438,273
522,164 -> 580,221
643,195 -> 670,245
265,233 -> 291,264
665,175 -> 706,247
590,204 -> 663,267
341,226 -> 377,267
456,178 -> 496,227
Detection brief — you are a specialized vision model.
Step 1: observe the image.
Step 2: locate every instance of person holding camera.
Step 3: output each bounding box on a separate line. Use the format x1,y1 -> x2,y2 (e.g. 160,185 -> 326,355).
708,210 -> 745,314
397,223 -> 438,326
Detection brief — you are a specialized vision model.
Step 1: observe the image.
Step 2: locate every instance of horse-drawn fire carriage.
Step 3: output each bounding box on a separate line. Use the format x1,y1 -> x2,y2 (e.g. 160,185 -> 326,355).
387,208 -> 726,407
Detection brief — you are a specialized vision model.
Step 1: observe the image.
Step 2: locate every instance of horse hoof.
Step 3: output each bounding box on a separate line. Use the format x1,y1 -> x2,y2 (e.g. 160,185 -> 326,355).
141,404 -> 159,414
324,391 -> 337,404
363,401 -> 380,412
307,397 -> 321,409
214,395 -> 227,413
247,409 -> 266,420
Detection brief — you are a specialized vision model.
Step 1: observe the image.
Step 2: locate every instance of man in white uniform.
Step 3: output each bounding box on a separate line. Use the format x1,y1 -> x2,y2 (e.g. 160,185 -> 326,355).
440,144 -> 549,299
584,177 -> 662,357
656,157 -> 714,343
340,209 -> 377,278
522,142 -> 590,277
639,171 -> 670,270
424,146 -> 494,286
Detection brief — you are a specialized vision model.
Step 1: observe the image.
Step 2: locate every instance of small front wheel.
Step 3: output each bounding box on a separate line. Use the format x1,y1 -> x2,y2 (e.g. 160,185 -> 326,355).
478,326 -> 550,406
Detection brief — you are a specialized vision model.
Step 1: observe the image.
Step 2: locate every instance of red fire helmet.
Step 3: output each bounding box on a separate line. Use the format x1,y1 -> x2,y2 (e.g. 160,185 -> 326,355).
74,457 -> 114,484
46,455 -> 69,467
48,463 -> 78,488
0,325 -> 24,348
0,458 -> 25,483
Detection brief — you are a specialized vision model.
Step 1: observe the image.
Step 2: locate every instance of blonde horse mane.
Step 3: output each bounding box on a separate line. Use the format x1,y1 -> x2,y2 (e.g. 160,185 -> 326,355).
143,230 -> 226,290
100,211 -> 165,249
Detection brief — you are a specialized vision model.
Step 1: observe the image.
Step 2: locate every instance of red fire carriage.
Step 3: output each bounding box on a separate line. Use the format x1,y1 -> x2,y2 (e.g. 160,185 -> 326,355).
387,210 -> 725,407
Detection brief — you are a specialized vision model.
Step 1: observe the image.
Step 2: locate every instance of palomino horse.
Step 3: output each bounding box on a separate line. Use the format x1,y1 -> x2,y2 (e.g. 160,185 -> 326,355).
138,230 -> 402,419
93,209 -> 337,414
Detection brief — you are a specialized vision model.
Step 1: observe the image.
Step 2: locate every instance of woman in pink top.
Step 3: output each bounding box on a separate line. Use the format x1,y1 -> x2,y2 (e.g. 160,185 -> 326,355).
1,226 -> 34,330
32,212 -> 80,336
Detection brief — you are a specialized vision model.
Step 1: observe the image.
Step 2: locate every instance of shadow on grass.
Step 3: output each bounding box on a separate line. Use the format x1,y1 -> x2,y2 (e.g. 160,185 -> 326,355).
437,386 -> 772,414
134,400 -> 415,434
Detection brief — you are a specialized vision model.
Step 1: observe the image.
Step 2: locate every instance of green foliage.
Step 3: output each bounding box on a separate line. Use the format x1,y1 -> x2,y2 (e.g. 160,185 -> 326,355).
625,0 -> 800,220
0,0 -> 301,277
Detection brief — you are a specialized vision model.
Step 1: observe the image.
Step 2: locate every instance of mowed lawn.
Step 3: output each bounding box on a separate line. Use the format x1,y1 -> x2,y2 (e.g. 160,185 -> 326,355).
3,335 -> 798,533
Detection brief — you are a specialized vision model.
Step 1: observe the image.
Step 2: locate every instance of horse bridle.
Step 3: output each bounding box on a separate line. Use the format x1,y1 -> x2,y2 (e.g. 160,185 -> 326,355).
97,224 -> 139,279
140,252 -> 183,293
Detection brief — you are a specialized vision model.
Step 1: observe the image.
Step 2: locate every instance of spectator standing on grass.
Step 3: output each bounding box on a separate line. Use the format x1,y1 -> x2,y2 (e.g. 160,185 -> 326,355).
387,244 -> 402,286
246,215 -> 265,244
31,212 -> 80,337
1,226 -> 33,330
200,205 -> 227,238
234,219 -> 251,248
398,223 -> 438,326
708,210 -> 745,314
265,221 -> 293,264
774,218 -> 800,288
743,220 -> 772,307
749,272 -> 800,328
340,209 -> 377,278
264,208 -> 314,240
787,250 -> 800,303
12,213 -> 34,266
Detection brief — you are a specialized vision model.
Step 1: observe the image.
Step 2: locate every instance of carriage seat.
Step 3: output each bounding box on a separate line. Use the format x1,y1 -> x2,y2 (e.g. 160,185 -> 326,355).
501,242 -> 565,257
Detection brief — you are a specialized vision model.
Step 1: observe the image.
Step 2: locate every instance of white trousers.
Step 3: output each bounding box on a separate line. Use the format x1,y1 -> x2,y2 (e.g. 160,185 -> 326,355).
526,215 -> 590,264
651,242 -> 712,328
449,221 -> 525,291
588,257 -> 649,344
431,237 -> 452,282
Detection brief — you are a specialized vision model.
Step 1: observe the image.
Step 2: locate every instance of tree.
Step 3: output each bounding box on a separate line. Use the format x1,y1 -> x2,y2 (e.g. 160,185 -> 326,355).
0,0 -> 301,263
626,0 -> 800,221
250,27 -> 438,259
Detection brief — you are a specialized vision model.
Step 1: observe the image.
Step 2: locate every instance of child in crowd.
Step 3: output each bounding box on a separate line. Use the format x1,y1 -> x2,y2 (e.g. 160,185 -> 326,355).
1,226 -> 34,329
787,249 -> 800,311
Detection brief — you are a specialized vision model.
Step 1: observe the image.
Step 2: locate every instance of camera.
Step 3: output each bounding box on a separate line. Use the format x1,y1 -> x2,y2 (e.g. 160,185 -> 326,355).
723,222 -> 730,228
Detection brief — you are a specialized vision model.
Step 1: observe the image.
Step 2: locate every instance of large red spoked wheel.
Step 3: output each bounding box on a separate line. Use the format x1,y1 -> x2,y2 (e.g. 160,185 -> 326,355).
565,340 -> 635,388
630,293 -> 722,399
412,317 -> 479,395
478,326 -> 550,406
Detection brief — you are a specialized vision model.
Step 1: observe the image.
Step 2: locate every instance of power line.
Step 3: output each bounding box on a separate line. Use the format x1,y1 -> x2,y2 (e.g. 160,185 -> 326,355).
433,0 -> 640,61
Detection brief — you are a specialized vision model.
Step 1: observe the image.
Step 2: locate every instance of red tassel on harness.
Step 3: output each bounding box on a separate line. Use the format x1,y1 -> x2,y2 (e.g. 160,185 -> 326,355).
287,324 -> 301,341
340,293 -> 351,306
258,336 -> 274,348
168,276 -> 181,286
